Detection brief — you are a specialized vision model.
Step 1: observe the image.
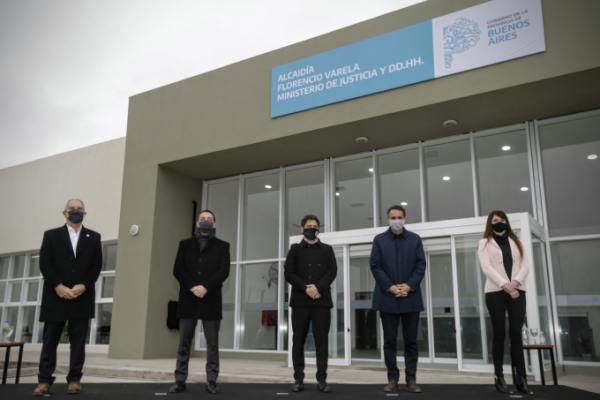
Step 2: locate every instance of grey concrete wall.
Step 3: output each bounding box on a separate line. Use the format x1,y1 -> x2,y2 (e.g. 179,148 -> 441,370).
111,0 -> 600,359
0,138 -> 125,255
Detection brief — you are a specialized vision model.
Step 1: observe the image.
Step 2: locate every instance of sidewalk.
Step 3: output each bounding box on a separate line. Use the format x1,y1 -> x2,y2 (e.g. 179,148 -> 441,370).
5,350 -> 599,394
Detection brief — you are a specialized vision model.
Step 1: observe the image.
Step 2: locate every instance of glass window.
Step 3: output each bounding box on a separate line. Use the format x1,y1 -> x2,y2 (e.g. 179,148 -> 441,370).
531,236 -> 556,365
28,254 -> 40,277
37,320 -> 45,344
101,276 -> 115,298
0,282 -> 6,303
22,306 -> 36,343
96,304 -> 113,344
12,255 -> 26,278
349,243 -> 381,360
550,239 -> 600,362
240,262 -> 279,350
5,307 -> 19,342
243,174 -> 280,261
378,149 -> 422,226
199,266 -> 237,350
424,140 -> 474,222
207,180 -> 240,261
10,282 -> 22,303
102,245 -> 117,271
285,166 -> 324,251
26,281 -> 39,302
0,257 -> 10,279
539,115 -> 600,236
335,157 -> 374,231
475,130 -> 534,217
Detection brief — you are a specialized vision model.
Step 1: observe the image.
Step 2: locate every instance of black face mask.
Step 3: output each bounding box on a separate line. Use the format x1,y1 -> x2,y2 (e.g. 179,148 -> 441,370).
198,220 -> 214,234
303,228 -> 319,241
492,222 -> 507,233
67,209 -> 84,224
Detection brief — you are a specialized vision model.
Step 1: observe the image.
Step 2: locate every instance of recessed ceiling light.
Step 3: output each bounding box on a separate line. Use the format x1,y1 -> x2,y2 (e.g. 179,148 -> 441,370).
336,192 -> 340,196
520,187 -> 529,191
265,185 -> 272,189
502,146 -> 511,151
356,137 -> 368,143
443,120 -> 458,127
443,176 -> 450,181
401,202 -> 408,206
588,154 -> 598,160
369,168 -> 373,172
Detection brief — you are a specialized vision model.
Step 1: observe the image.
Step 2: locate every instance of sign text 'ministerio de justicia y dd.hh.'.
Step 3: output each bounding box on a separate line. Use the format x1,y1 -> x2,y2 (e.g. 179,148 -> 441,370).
271,0 -> 545,118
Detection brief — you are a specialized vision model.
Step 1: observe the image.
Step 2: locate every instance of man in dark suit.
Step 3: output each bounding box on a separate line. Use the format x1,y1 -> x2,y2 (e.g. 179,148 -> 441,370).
284,214 -> 337,393
370,205 -> 426,393
170,210 -> 230,395
34,199 -> 102,396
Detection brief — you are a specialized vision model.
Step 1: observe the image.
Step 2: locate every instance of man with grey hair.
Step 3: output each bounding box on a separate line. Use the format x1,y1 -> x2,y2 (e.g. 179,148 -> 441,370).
33,199 -> 102,396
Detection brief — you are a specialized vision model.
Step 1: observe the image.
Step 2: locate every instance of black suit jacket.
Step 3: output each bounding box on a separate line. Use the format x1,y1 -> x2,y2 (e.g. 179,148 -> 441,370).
173,236 -> 230,320
39,225 -> 103,322
284,240 -> 338,308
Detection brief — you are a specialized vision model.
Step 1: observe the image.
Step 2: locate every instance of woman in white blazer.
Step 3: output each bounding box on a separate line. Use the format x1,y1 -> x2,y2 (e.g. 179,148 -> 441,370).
478,210 -> 533,396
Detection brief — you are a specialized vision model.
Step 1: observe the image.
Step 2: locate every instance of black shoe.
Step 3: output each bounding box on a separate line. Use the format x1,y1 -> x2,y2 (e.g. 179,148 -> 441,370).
515,375 -> 534,396
495,376 -> 512,394
383,380 -> 399,392
291,380 -> 304,392
206,381 -> 219,394
169,381 -> 186,393
317,381 -> 331,393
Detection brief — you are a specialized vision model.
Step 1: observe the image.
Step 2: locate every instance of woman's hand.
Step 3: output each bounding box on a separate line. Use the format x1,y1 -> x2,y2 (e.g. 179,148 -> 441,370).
502,281 -> 518,293
509,289 -> 520,299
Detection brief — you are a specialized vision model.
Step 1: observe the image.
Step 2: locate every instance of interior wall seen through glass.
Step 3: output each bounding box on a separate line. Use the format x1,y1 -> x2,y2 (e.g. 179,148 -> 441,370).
243,174 -> 280,261
424,140 -> 474,222
28,254 -> 40,277
550,239 -> 600,362
96,304 -> 113,344
531,237 -> 556,363
475,130 -> 533,217
102,245 -> 117,271
539,115 -> 600,237
285,166 -> 324,251
0,257 -> 8,279
207,179 -> 240,261
378,149 -> 422,226
335,158 -> 374,231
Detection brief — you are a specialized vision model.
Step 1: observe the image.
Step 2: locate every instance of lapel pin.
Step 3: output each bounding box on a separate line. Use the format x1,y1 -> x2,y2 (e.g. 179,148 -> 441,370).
86,234 -> 90,237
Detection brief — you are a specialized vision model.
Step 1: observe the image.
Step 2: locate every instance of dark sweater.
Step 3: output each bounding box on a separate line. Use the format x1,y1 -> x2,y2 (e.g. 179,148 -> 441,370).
493,232 -> 513,280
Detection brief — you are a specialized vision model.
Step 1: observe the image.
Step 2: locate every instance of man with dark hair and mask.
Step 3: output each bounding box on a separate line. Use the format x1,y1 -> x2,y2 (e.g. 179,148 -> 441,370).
170,210 -> 230,395
284,214 -> 337,393
33,199 -> 102,396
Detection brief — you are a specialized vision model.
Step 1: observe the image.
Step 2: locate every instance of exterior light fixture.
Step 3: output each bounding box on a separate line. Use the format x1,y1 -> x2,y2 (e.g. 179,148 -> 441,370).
588,154 -> 598,160
356,137 -> 368,143
502,146 -> 511,151
443,176 -> 450,181
443,120 -> 457,127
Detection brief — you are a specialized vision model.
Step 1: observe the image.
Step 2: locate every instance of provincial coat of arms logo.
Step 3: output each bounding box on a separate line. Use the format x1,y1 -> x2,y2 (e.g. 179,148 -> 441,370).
443,17 -> 481,68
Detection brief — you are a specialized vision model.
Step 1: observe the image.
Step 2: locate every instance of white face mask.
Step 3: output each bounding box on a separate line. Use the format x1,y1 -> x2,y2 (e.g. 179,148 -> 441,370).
390,219 -> 405,231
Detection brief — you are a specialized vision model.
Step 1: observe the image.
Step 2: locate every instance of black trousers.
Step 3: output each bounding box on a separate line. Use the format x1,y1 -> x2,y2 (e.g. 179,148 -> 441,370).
485,290 -> 527,377
38,319 -> 88,384
380,311 -> 420,382
175,319 -> 220,383
291,306 -> 331,382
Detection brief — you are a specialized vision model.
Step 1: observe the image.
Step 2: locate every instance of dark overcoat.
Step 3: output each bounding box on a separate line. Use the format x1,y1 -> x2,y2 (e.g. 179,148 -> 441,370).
284,240 -> 338,308
39,225 -> 103,322
173,236 -> 230,320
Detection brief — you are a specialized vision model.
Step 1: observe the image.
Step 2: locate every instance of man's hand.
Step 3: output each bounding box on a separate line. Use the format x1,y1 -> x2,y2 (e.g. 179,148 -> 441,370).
502,281 -> 518,293
306,284 -> 320,299
509,289 -> 520,299
71,284 -> 87,298
389,285 -> 406,297
56,284 -> 75,300
192,285 -> 208,298
397,284 -> 412,296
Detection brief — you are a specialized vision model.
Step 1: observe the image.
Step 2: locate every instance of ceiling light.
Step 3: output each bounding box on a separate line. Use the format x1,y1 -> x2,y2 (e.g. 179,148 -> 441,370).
336,192 -> 340,196
502,146 -> 511,151
443,120 -> 457,127
588,154 -> 598,160
443,176 -> 450,181
401,202 -> 408,206
356,137 -> 368,143
369,168 -> 373,172
520,187 -> 529,191
265,185 -> 272,189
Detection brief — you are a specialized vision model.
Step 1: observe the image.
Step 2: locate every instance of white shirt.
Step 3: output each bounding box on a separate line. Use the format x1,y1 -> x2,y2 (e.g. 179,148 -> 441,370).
66,224 -> 82,257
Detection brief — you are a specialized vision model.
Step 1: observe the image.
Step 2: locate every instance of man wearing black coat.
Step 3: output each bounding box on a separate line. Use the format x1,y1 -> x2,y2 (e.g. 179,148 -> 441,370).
170,210 -> 230,394
33,199 -> 102,396
284,214 -> 337,393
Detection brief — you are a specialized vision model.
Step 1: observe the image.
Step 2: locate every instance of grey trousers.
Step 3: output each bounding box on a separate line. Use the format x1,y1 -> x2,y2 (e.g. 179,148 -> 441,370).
174,319 -> 221,383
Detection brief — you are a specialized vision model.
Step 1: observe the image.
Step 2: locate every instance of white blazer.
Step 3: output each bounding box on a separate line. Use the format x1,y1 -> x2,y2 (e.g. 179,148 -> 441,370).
478,237 -> 529,293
